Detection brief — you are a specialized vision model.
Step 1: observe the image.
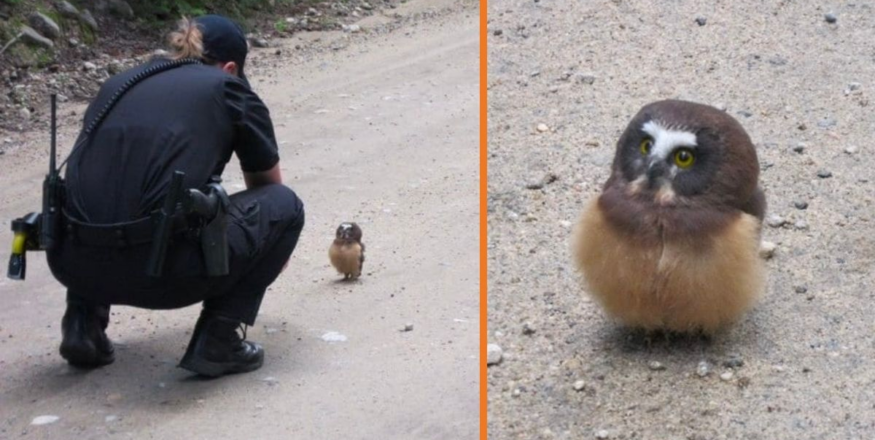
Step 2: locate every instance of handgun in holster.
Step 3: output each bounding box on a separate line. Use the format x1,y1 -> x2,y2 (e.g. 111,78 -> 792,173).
146,173 -> 230,278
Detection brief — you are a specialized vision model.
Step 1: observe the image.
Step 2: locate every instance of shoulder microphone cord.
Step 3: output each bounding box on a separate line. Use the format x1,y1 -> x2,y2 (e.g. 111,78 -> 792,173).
58,57 -> 203,172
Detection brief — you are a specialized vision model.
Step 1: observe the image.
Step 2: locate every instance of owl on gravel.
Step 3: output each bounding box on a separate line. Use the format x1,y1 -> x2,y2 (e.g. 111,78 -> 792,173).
573,100 -> 767,334
329,222 -> 365,280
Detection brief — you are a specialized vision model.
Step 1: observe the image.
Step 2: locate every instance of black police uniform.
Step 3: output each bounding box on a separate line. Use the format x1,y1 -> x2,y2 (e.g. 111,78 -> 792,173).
47,58 -> 304,341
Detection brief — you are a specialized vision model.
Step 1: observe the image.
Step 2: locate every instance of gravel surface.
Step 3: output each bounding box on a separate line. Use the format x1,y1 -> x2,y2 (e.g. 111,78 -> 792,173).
487,1 -> 875,439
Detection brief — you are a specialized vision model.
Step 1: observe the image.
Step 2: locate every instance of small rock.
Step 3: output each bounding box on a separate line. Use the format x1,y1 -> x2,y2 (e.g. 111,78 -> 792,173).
758,241 -> 777,259
573,380 -> 586,391
817,118 -> 837,129
536,123 -> 549,133
31,415 -> 60,425
794,220 -> 809,230
816,169 -> 832,178
321,331 -> 347,342
56,1 -> 80,18
20,26 -> 55,49
847,82 -> 861,92
792,142 -> 806,153
844,145 -> 858,155
68,38 -> 80,46
585,139 -> 600,147
714,102 -> 727,111
80,10 -> 99,31
493,29 -> 503,36
559,220 -> 572,229
487,344 -> 503,365
402,323 -> 414,332
83,61 -> 97,71
107,61 -> 124,75
596,429 -> 610,439
261,376 -> 279,386
720,371 -> 734,381
695,17 -> 707,26
696,361 -> 710,377
108,0 -> 134,19
28,12 -> 61,40
575,73 -> 596,85
522,322 -> 536,335
19,107 -> 31,121
251,38 -> 270,48
648,361 -> 666,371
766,215 -> 786,228
722,355 -> 744,368
824,13 -> 837,24
794,201 -> 808,210
511,388 -> 521,398
342,24 -> 362,33
794,285 -> 808,294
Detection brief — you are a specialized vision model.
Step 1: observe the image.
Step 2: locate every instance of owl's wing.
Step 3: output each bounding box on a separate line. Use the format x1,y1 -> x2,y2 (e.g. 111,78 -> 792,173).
741,187 -> 766,222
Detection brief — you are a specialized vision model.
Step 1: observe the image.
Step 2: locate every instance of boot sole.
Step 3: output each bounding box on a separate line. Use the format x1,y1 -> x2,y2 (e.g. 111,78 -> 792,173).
59,343 -> 115,368
178,354 -> 264,378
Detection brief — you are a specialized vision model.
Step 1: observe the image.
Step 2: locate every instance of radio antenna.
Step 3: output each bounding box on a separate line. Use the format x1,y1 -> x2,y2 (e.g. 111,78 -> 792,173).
49,94 -> 57,173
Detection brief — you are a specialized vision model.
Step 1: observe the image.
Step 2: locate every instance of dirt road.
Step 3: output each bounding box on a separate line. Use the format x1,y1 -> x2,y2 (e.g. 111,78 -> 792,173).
487,1 -> 874,439
0,1 -> 479,438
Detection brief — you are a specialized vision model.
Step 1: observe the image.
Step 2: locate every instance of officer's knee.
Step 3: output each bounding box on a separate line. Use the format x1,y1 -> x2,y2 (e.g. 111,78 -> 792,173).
263,184 -> 304,231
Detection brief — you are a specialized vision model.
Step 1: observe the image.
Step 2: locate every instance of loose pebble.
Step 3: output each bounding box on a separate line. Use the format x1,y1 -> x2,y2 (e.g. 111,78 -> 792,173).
722,355 -> 745,368
648,361 -> 666,371
536,123 -> 549,133
766,215 -> 786,228
522,322 -> 536,335
512,388 -> 521,397
816,169 -> 832,178
487,343 -> 503,366
695,17 -> 707,26
794,220 -> 809,230
321,331 -> 348,342
795,285 -> 808,294
824,13 -> 837,23
83,61 -> 97,71
596,429 -> 610,439
575,73 -> 596,85
720,371 -> 734,381
794,201 -> 808,210
573,380 -> 586,391
696,361 -> 710,377
31,415 -> 60,426
759,241 -> 777,259
792,142 -> 806,153
402,323 -> 414,332
844,145 -> 858,155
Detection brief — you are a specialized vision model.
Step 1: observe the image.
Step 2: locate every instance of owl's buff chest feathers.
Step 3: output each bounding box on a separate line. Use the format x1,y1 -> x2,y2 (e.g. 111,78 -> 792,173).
573,198 -> 765,333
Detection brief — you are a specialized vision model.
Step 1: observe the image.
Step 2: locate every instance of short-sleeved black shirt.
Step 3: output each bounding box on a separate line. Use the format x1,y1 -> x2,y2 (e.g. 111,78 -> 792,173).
65,58 -> 279,224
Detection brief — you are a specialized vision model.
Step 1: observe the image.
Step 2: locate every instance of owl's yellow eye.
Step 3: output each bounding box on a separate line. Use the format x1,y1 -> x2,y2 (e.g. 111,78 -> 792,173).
639,138 -> 653,155
674,148 -> 695,168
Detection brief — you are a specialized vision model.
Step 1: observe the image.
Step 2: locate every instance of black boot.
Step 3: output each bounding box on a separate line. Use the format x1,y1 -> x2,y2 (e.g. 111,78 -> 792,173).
178,311 -> 264,377
59,301 -> 115,368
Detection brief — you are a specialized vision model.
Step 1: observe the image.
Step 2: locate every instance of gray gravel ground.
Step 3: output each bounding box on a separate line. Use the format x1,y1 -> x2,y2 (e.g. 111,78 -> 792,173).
487,1 -> 875,439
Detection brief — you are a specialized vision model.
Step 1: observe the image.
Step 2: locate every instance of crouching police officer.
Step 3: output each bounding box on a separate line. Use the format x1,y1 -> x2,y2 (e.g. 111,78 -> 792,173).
45,15 -> 304,377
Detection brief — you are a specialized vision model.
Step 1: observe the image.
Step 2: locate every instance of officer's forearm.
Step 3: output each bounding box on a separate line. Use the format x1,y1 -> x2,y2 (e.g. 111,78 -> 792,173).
243,163 -> 283,189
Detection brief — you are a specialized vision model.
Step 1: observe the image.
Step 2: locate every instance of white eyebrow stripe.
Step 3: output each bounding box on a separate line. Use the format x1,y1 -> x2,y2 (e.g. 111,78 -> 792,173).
642,120 -> 697,160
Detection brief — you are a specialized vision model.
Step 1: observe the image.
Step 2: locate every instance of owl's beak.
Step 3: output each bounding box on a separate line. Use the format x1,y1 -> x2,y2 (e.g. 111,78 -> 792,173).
646,160 -> 668,188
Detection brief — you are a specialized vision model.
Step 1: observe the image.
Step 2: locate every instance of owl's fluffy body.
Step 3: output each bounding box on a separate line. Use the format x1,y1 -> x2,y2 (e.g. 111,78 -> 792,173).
574,100 -> 766,333
329,241 -> 363,279
329,222 -> 364,280
574,199 -> 764,333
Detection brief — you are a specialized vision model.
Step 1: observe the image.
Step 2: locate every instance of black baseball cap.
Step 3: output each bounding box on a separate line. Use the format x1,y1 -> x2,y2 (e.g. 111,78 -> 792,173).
194,15 -> 250,88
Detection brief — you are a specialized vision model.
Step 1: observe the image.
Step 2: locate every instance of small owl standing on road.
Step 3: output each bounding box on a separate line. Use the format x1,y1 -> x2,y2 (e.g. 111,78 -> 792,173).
329,222 -> 365,280
573,100 -> 767,333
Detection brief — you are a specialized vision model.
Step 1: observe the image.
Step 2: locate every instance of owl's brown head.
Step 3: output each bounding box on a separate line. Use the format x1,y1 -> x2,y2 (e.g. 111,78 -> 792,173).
335,222 -> 363,243
599,100 -> 764,240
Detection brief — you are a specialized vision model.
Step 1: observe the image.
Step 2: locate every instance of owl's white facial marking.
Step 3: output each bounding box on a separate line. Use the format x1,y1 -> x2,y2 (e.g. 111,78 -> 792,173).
641,120 -> 697,161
